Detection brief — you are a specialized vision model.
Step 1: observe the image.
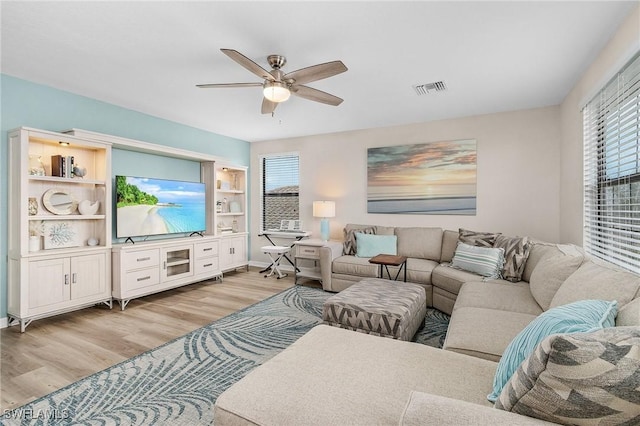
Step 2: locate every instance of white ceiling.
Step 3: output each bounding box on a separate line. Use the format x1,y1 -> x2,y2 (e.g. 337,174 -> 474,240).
1,1 -> 636,142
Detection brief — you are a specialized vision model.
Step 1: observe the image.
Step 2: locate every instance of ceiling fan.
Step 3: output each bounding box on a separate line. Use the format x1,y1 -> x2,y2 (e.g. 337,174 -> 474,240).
197,49 -> 348,114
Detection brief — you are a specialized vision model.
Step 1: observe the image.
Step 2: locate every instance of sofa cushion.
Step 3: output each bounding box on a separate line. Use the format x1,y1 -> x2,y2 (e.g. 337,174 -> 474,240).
400,392 -> 553,426
521,242 -> 560,283
493,235 -> 531,283
354,233 -> 397,258
332,255 -> 378,277
343,225 -> 376,255
395,227 -> 442,261
488,299 -> 618,402
440,229 -> 459,263
459,228 -> 501,248
451,242 -> 505,279
550,259 -> 640,309
432,264 -> 484,295
214,325 -> 498,426
404,258 -> 438,285
528,245 -> 584,310
443,307 -> 538,361
617,297 -> 640,326
496,327 -> 640,425
453,281 -> 543,316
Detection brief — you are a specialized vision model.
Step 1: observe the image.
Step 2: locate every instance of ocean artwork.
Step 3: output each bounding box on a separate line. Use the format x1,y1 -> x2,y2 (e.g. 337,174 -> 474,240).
367,140 -> 477,215
116,176 -> 206,238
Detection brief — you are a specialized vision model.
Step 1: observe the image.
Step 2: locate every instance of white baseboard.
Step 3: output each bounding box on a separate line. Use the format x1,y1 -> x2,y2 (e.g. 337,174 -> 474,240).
0,317 -> 8,329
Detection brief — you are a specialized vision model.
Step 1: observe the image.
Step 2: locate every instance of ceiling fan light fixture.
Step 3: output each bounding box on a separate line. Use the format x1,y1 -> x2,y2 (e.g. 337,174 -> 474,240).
263,81 -> 290,103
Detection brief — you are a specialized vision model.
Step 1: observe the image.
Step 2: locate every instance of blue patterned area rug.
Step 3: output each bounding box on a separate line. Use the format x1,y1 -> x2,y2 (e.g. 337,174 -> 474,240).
1,286 -> 449,426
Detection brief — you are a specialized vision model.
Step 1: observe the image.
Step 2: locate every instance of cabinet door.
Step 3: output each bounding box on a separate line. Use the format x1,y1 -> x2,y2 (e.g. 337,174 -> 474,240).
220,236 -> 247,270
29,258 -> 71,310
231,236 -> 246,264
219,238 -> 233,270
161,245 -> 194,281
70,253 -> 107,300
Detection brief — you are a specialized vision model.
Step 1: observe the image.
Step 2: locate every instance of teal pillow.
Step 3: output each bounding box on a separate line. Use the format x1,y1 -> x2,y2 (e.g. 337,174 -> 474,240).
451,242 -> 505,279
487,299 -> 618,403
355,233 -> 397,258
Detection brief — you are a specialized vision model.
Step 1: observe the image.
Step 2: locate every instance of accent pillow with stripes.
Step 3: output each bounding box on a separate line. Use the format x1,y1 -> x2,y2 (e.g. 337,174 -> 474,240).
450,242 -> 505,279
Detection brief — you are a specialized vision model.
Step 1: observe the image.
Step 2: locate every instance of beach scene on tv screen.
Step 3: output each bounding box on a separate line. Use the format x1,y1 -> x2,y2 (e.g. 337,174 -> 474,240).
116,176 -> 206,238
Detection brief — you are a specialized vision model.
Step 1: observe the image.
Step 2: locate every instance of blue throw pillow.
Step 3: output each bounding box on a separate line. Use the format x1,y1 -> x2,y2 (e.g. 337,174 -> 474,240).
451,242 -> 505,279
355,233 -> 397,258
487,299 -> 618,403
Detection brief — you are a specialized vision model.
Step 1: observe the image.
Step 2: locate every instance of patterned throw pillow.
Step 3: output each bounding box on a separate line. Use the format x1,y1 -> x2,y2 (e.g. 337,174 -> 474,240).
488,299 -> 618,403
458,228 -> 501,248
451,242 -> 505,279
493,235 -> 531,282
496,327 -> 640,425
343,226 -> 375,255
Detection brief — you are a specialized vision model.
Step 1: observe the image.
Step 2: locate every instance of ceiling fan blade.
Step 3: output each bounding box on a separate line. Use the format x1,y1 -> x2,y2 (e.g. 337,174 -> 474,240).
291,85 -> 343,106
196,82 -> 263,89
261,98 -> 278,115
284,61 -> 347,85
221,48 -> 275,81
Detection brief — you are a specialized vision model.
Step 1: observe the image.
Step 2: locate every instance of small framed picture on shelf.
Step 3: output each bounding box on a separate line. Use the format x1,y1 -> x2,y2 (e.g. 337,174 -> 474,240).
43,221 -> 80,249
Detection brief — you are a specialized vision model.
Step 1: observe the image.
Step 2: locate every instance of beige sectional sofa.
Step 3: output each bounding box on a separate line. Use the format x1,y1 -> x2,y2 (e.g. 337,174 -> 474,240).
215,224 -> 640,425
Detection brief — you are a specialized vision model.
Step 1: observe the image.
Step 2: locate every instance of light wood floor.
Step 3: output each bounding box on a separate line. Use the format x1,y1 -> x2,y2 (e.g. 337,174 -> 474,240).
0,267 -> 320,411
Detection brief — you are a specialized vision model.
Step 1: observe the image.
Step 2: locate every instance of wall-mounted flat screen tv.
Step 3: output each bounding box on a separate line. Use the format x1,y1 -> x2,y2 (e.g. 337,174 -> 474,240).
116,175 -> 206,239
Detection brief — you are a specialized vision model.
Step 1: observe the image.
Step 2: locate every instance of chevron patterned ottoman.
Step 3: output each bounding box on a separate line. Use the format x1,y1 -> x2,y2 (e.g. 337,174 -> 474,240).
322,278 -> 427,341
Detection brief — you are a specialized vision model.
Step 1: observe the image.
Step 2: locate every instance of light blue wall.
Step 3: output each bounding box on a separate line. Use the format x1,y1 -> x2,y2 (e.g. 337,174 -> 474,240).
0,74 -> 250,319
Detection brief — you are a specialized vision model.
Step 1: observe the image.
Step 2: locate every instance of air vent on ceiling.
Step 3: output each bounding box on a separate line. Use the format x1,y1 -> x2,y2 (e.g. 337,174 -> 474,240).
412,81 -> 447,96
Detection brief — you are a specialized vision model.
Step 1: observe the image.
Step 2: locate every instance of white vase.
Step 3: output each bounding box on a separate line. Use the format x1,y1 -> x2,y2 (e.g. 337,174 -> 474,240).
29,235 -> 41,252
78,200 -> 100,215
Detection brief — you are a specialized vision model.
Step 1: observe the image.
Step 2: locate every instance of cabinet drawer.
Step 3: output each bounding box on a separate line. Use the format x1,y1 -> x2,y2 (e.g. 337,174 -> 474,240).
123,249 -> 160,271
125,268 -> 160,291
195,257 -> 219,276
296,245 -> 320,259
195,241 -> 219,258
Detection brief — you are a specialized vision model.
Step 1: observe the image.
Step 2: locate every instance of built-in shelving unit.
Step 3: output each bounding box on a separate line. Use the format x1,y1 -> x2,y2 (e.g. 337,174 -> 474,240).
7,127 -> 113,331
201,162 -> 249,272
7,127 -> 250,331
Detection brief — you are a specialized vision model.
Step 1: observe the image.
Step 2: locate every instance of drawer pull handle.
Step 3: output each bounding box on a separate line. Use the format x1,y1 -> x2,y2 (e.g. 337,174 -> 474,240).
137,257 -> 151,262
137,276 -> 151,282
203,248 -> 213,251
64,274 -> 69,285
72,273 -> 77,284
303,249 -> 315,253
203,263 -> 213,267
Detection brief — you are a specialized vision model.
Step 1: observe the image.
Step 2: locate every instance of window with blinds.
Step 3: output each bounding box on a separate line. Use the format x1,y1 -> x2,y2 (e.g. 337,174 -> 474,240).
583,52 -> 640,274
261,153 -> 300,231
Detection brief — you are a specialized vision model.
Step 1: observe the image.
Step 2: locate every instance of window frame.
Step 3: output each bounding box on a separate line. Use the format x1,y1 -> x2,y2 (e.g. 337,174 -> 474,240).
583,51 -> 640,274
259,152 -> 300,233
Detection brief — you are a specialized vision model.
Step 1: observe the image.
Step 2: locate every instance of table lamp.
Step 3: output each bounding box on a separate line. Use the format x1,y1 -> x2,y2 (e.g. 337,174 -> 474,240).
313,201 -> 336,241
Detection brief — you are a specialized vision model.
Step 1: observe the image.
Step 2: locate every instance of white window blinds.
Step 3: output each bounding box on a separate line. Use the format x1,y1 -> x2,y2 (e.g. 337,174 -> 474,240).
261,153 -> 300,231
583,52 -> 640,273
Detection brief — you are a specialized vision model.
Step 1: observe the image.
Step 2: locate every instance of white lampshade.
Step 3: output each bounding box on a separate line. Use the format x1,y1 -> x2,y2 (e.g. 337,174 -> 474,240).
263,82 -> 291,103
313,201 -> 336,218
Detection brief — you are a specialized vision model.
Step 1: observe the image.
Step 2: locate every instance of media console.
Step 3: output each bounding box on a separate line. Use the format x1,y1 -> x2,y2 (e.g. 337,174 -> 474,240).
112,235 -> 222,309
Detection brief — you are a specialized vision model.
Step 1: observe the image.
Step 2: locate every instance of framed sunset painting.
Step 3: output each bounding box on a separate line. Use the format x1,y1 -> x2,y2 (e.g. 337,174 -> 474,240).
367,140 -> 477,215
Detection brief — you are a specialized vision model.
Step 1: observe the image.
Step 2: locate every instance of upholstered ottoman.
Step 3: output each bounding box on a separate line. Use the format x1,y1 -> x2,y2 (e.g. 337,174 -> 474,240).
322,278 -> 427,341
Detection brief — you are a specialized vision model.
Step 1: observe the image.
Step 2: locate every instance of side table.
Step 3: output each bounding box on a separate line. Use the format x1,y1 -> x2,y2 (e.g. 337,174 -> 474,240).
293,239 -> 342,285
368,254 -> 408,282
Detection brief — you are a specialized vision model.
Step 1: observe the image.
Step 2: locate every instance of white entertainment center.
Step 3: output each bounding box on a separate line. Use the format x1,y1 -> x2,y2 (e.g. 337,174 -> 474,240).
7,127 -> 248,331
112,235 -> 221,310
